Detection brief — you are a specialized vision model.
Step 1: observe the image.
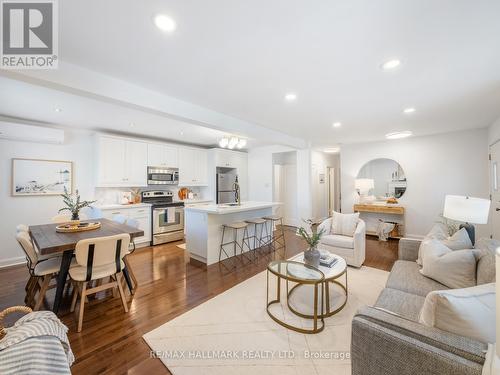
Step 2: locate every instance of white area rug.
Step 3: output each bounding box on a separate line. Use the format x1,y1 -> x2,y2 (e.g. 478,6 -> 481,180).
143,265 -> 389,375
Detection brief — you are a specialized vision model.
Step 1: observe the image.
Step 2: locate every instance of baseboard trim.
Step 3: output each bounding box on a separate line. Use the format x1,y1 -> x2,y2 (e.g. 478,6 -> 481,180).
0,256 -> 26,269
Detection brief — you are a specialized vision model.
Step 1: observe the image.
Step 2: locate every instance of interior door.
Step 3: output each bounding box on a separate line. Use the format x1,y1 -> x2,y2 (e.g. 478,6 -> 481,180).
490,142 -> 500,239
274,164 -> 299,227
328,167 -> 335,216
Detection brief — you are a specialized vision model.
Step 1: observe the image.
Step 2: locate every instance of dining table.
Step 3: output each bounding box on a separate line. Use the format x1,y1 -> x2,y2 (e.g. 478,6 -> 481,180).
29,218 -> 144,314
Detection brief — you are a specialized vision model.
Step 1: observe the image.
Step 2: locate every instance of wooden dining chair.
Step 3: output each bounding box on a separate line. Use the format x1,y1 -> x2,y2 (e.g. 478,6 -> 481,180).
16,232 -> 74,310
124,218 -> 139,294
111,216 -> 139,294
69,233 -> 130,332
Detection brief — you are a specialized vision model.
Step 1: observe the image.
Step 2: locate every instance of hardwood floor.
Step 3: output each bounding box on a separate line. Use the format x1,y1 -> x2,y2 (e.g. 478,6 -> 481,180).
0,228 -> 398,375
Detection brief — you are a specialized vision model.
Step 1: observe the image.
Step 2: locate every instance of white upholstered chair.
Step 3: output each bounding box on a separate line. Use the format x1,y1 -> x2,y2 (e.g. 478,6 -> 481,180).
16,231 -> 74,310
69,233 -> 130,332
317,217 -> 366,267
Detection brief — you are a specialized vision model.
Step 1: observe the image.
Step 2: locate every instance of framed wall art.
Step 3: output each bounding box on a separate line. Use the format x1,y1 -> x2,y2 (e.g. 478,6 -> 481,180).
12,158 -> 73,196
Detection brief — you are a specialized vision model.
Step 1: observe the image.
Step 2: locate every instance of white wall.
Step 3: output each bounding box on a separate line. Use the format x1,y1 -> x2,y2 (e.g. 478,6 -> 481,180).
248,145 -> 295,202
489,116 -> 500,145
341,129 -> 490,238
0,130 -> 96,266
248,145 -> 313,225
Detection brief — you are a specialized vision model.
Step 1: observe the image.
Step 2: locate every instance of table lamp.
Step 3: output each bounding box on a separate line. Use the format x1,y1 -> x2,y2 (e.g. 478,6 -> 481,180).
443,195 -> 491,245
355,178 -> 374,203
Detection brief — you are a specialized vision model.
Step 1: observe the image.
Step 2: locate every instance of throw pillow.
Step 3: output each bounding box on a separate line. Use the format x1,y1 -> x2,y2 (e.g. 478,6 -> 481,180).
416,223 -> 448,265
417,225 -> 472,265
419,239 -> 478,288
419,283 -> 495,344
330,211 -> 360,236
475,238 -> 500,285
442,227 -> 473,250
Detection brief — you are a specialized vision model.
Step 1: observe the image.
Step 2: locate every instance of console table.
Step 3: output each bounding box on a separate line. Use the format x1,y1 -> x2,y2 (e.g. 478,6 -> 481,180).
353,204 -> 405,238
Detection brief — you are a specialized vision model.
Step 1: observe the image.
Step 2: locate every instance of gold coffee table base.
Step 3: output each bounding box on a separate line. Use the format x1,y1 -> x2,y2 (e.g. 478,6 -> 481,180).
266,261 -> 325,334
287,270 -> 348,319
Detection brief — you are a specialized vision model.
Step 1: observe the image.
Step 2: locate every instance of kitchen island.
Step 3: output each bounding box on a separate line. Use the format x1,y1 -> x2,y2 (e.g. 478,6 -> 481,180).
184,202 -> 281,265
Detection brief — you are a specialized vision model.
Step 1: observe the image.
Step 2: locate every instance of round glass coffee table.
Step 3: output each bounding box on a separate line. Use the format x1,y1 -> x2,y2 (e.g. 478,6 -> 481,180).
266,260 -> 325,334
288,253 -> 348,318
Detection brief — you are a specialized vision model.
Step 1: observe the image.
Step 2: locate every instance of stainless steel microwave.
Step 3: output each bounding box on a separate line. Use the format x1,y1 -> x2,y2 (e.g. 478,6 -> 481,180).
147,167 -> 179,185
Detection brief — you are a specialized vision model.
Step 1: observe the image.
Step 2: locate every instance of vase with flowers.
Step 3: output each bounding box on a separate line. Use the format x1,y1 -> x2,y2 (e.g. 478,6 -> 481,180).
297,219 -> 325,269
58,187 -> 96,224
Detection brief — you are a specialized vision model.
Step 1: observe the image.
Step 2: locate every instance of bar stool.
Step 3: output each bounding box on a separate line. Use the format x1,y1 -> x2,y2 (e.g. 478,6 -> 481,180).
244,218 -> 268,257
219,222 -> 253,264
263,215 -> 286,257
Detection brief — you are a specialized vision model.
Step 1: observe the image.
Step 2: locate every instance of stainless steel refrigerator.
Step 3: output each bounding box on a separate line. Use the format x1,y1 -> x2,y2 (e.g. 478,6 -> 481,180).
216,172 -> 238,204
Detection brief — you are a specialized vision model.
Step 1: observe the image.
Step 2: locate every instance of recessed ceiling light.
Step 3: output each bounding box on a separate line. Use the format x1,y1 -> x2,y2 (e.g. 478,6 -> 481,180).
129,122 -> 135,127
403,107 -> 416,114
180,131 -> 184,135
332,122 -> 342,128
154,14 -> 176,32
324,147 -> 340,153
385,130 -> 413,140
54,107 -> 62,112
381,59 -> 401,70
284,93 -> 297,101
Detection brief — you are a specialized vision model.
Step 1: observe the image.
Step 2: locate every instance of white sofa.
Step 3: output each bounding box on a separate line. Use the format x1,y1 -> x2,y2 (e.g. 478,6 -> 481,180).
317,218 -> 366,267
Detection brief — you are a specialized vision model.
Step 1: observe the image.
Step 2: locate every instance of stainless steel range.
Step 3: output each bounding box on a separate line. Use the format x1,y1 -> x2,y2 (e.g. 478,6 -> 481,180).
141,191 -> 184,245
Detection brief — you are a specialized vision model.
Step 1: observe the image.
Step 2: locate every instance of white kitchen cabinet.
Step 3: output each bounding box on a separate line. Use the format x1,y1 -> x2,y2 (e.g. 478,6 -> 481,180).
179,148 -> 208,186
96,137 -> 126,186
213,149 -> 247,169
147,143 -> 163,167
126,141 -> 148,186
95,135 -> 148,187
147,143 -> 178,168
100,205 -> 152,245
214,149 -> 238,168
195,149 -> 208,185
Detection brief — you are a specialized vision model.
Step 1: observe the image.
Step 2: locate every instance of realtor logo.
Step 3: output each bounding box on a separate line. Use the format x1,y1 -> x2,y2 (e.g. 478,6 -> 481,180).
1,0 -> 58,69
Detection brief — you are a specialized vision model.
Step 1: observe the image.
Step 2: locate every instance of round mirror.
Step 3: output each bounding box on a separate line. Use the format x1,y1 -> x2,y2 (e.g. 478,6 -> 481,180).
356,158 -> 407,199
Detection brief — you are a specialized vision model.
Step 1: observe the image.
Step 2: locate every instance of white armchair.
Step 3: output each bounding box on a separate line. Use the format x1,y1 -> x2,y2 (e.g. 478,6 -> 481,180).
317,217 -> 366,267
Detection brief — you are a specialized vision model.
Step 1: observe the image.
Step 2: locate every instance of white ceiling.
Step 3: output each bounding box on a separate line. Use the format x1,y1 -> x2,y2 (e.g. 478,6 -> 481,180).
0,76 -> 235,147
4,0 -> 500,147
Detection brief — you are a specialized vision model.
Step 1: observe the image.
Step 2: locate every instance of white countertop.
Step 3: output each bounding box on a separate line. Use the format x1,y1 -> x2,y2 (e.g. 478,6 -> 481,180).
184,201 -> 280,214
97,203 -> 152,210
175,198 -> 214,204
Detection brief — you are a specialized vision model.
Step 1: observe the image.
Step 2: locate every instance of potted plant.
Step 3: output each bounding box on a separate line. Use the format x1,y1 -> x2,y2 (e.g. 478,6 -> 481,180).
59,187 -> 96,223
297,219 -> 325,268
